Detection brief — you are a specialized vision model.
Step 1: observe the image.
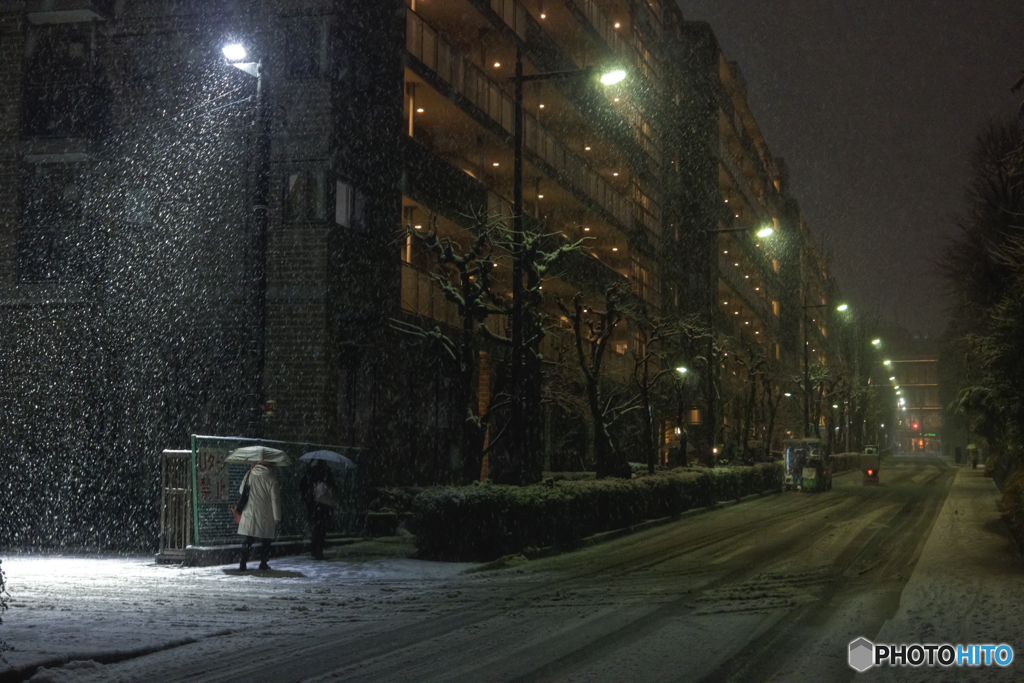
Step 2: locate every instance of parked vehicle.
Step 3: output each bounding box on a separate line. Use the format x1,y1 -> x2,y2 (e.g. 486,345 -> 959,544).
802,454 -> 833,491
862,446 -> 880,485
782,438 -> 824,491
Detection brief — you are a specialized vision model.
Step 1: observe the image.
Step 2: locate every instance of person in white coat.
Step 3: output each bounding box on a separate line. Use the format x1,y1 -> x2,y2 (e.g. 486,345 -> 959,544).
237,462 -> 282,571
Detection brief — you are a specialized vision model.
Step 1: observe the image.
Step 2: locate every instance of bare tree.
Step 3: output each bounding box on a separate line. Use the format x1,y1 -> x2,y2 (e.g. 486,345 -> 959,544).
558,287 -> 632,479
488,228 -> 582,485
625,304 -> 707,473
392,212 -> 507,483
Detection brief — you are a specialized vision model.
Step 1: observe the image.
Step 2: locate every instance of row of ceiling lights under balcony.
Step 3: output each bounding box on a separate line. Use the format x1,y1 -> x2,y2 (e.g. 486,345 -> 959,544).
720,297 -> 764,337
722,251 -> 768,297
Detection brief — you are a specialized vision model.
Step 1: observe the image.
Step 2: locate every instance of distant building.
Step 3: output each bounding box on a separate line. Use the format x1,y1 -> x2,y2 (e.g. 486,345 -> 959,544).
881,334 -> 942,453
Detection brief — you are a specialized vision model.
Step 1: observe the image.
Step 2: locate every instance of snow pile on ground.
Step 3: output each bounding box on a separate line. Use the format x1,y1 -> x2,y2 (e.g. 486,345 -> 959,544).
863,469 -> 1023,682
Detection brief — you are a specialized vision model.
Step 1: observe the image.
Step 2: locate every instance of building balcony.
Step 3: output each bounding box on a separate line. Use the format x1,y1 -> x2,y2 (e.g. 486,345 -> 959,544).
406,7 -> 633,230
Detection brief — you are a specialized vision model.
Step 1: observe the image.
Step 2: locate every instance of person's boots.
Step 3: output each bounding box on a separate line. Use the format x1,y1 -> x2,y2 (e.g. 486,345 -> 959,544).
239,546 -> 250,572
258,542 -> 271,571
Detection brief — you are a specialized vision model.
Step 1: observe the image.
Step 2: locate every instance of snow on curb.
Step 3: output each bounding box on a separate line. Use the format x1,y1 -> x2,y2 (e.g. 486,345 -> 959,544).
865,468 -> 1022,682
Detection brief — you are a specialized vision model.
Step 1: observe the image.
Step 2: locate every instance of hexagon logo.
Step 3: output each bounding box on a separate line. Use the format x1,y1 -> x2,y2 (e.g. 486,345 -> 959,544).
849,637 -> 874,672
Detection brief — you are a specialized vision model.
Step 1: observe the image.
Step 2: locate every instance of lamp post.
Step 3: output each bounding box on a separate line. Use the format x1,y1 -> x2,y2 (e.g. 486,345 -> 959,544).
223,43 -> 270,437
673,366 -> 690,467
509,52 -> 625,472
701,223 -> 775,456
802,302 -> 846,438
708,225 -> 774,237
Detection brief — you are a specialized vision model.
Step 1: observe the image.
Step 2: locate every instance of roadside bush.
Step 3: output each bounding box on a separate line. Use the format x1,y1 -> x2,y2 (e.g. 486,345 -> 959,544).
413,462 -> 784,561
829,453 -> 862,474
999,464 -> 1024,551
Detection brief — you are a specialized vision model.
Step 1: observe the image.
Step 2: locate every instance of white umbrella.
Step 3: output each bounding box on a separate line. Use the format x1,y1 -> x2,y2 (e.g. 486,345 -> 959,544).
300,450 -> 356,471
225,445 -> 291,465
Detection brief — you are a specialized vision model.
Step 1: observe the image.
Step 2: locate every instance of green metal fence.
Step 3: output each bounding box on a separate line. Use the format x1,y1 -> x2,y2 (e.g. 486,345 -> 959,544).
189,434 -> 366,547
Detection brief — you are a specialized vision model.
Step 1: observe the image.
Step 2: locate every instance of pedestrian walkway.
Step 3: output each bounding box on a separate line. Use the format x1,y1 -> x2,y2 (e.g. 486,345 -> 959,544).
863,466 -> 1023,682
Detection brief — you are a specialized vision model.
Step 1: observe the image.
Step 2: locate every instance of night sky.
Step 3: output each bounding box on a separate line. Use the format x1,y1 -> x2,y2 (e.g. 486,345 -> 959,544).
680,1 -> 1024,337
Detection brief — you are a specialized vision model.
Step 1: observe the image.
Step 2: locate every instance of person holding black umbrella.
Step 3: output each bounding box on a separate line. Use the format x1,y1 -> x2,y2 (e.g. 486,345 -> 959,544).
299,459 -> 337,560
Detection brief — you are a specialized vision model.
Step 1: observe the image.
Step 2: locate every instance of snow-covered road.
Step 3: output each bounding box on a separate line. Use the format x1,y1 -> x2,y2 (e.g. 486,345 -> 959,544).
2,454 -> 1020,683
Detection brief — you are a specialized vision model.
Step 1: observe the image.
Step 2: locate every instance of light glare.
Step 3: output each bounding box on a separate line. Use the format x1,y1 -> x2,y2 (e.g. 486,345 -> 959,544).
600,69 -> 626,85
222,44 -> 247,61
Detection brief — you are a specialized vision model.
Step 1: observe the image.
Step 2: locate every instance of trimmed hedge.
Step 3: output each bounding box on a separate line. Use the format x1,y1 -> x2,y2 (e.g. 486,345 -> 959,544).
829,453 -> 863,474
412,463 -> 784,561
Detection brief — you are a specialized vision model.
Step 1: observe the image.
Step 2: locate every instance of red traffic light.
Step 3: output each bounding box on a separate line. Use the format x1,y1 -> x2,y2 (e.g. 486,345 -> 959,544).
867,469 -> 874,476
912,423 -> 919,430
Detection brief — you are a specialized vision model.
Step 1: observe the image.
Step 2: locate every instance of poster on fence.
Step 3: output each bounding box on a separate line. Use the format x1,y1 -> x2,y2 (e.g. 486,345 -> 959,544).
196,447 -> 230,503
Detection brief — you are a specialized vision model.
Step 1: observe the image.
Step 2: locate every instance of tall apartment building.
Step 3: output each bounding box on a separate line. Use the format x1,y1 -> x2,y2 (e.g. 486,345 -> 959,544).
0,0 -> 834,544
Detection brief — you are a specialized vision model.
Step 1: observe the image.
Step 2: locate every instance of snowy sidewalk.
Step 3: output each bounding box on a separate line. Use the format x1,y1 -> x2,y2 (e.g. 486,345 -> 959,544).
862,466 -> 1024,682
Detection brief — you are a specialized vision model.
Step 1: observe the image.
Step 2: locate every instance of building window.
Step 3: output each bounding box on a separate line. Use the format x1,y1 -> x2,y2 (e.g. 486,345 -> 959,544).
284,16 -> 325,79
18,162 -> 92,282
284,170 -> 326,222
23,24 -> 108,138
335,179 -> 367,232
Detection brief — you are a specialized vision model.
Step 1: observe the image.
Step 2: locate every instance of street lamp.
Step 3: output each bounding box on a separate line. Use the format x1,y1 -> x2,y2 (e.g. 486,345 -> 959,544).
600,69 -> 627,85
222,43 -> 247,62
223,41 -> 270,436
707,224 -> 775,237
509,51 -> 626,465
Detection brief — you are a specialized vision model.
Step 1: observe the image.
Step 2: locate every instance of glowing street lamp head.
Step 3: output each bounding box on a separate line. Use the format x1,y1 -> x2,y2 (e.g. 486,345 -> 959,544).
872,338 -> 882,346
836,304 -> 849,312
222,43 -> 247,62
600,69 -> 627,85
756,226 -> 774,238
676,366 -> 688,375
